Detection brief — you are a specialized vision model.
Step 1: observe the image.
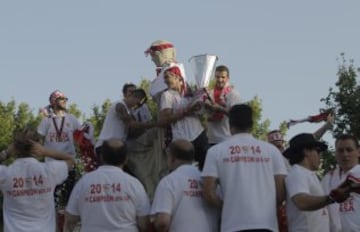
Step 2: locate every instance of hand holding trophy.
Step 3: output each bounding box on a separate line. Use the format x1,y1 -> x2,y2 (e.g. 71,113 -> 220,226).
188,54 -> 218,115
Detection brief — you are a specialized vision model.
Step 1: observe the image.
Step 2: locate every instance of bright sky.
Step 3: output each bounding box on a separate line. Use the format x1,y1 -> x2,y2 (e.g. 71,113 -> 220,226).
1,1 -> 359,143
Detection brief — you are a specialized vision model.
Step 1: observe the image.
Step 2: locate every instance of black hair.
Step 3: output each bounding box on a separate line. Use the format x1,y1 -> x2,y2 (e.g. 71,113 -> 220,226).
168,141 -> 195,162
229,104 -> 253,131
131,88 -> 148,105
215,65 -> 230,75
122,83 -> 137,96
335,134 -> 359,148
101,140 -> 127,165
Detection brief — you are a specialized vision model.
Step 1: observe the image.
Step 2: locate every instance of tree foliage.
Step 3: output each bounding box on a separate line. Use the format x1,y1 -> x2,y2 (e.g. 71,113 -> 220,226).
322,53 -> 360,139
321,53 -> 360,173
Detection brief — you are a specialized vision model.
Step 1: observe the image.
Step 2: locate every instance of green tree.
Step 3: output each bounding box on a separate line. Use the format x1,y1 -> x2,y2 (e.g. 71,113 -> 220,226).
0,100 -> 40,150
88,99 -> 112,138
321,54 -> 360,173
322,53 -> 360,139
248,96 -> 271,140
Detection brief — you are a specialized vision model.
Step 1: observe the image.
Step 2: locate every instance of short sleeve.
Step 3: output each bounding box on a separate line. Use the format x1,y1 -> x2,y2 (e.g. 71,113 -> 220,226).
160,91 -> 173,111
272,148 -> 288,176
201,147 -> 219,178
37,117 -> 49,136
286,168 -> 310,198
133,179 -> 150,216
151,178 -> 176,215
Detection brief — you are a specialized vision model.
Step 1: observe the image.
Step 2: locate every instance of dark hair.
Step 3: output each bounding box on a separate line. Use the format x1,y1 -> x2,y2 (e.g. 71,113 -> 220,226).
229,104 -> 253,131
100,140 -> 127,165
122,83 -> 136,95
215,65 -> 230,75
335,134 -> 359,148
288,144 -> 322,165
132,88 -> 148,105
13,126 -> 42,156
168,140 -> 195,162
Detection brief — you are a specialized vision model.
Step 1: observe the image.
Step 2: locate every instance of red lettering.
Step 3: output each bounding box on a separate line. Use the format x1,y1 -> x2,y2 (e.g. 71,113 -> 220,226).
13,177 -> 24,188
111,183 -> 121,193
90,184 -> 102,194
188,179 -> 199,189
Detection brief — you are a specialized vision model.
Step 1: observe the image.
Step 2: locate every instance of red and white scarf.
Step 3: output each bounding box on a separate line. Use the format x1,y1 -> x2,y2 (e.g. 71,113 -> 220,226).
208,84 -> 232,121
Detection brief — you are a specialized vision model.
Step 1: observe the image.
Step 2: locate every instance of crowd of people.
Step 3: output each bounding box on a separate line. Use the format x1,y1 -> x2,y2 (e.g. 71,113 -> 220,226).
0,40 -> 360,232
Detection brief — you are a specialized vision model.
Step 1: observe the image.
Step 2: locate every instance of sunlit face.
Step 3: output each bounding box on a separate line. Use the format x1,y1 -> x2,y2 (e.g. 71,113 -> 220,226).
215,71 -> 229,89
55,97 -> 68,110
335,139 -> 360,172
164,71 -> 180,90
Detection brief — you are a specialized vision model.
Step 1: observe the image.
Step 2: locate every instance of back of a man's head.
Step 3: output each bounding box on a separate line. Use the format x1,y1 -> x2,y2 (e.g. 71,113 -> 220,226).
101,139 -> 127,166
229,104 -> 253,132
168,139 -> 195,162
13,126 -> 42,157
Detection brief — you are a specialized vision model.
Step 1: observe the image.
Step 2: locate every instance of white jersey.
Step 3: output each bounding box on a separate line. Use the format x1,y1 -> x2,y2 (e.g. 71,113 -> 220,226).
0,158 -> 68,232
95,100 -> 130,148
38,113 -> 81,158
207,88 -> 241,144
132,104 -> 152,122
286,164 -> 330,232
66,165 -> 150,232
322,165 -> 360,232
202,133 -> 287,232
151,165 -> 219,232
160,89 -> 203,141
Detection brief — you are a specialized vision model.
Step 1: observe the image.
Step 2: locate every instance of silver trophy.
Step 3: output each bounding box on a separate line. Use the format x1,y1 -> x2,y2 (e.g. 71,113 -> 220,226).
189,54 -> 218,103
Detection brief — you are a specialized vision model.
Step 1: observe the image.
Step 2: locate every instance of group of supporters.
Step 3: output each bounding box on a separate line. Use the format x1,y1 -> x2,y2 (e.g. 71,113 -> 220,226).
0,40 -> 360,232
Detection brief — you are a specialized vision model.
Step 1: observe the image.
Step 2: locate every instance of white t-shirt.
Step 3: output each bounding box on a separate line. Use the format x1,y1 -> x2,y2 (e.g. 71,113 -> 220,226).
38,113 -> 81,158
160,89 -> 203,141
151,165 -> 219,232
207,88 -> 241,144
0,158 -> 68,232
66,165 -> 150,232
322,165 -> 360,232
202,133 -> 287,232
286,164 -> 330,232
95,100 -> 130,148
132,104 -> 152,122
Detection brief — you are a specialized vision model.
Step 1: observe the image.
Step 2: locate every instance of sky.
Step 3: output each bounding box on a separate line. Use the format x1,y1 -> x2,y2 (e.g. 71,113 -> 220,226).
1,0 -> 359,144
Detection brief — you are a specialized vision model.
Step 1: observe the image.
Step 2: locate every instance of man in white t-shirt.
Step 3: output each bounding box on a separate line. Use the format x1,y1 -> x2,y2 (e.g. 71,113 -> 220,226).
0,127 -> 74,232
37,90 -> 81,158
283,133 -> 350,232
64,139 -> 150,232
151,139 -> 219,232
202,104 -> 288,232
159,64 -> 208,170
205,65 -> 241,146
321,134 -> 360,232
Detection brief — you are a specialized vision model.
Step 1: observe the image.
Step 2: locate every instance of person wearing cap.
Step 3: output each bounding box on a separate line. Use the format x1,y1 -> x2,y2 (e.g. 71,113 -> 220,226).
205,65 -> 241,147
151,139 -> 219,232
0,126 -> 74,232
284,133 -> 350,232
321,134 -> 360,232
64,139 -> 150,232
202,104 -> 287,232
159,64 -> 208,170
